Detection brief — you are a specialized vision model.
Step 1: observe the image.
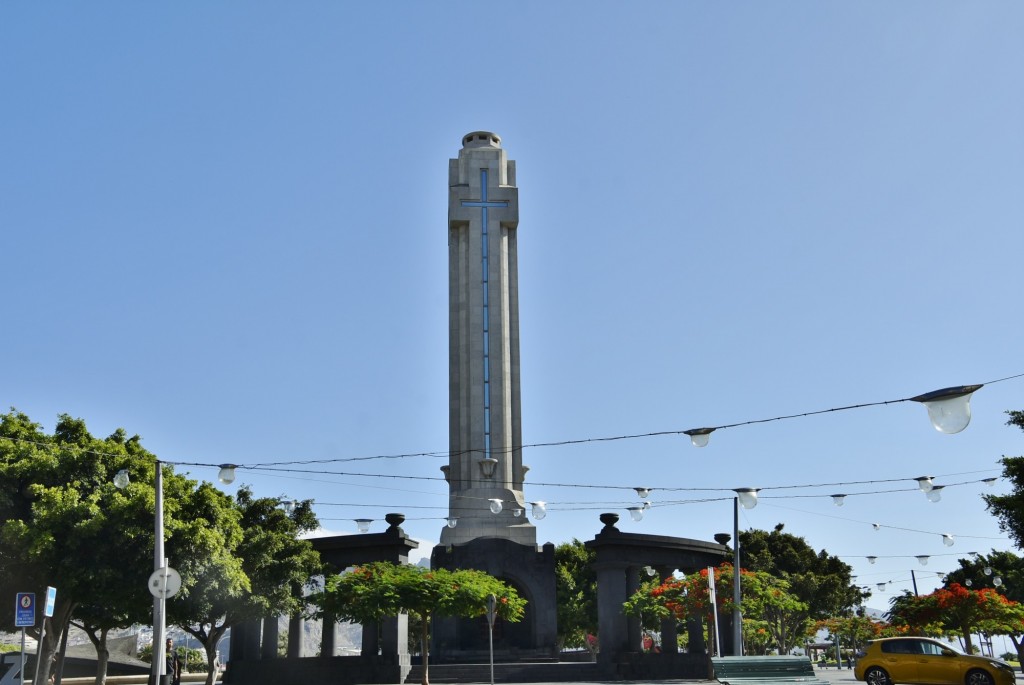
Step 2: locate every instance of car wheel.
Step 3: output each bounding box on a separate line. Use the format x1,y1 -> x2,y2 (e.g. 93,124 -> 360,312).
865,667 -> 893,685
966,670 -> 994,685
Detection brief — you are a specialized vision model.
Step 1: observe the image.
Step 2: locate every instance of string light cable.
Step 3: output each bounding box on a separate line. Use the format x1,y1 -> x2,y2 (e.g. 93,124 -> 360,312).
2,372 -> 1020,470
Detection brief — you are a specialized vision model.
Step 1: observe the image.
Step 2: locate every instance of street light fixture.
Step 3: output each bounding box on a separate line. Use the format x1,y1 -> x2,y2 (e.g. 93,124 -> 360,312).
831,494 -> 846,507
684,428 -> 714,448
529,501 -> 547,520
910,384 -> 983,434
731,488 -> 759,655
217,464 -> 237,485
926,486 -> 945,503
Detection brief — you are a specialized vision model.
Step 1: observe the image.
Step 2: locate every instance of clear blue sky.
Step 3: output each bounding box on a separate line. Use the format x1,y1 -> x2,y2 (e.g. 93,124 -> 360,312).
3,3 -> 1022,606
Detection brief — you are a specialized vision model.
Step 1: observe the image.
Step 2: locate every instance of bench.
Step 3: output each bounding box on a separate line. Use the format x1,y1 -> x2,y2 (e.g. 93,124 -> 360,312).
712,656 -> 830,685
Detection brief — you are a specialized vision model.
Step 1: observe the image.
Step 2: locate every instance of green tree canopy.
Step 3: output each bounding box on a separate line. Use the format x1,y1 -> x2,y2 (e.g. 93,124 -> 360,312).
313,562 -> 525,685
0,410 -> 206,685
983,412 -> 1024,547
554,539 -> 597,654
166,486 -> 321,685
738,524 -> 865,645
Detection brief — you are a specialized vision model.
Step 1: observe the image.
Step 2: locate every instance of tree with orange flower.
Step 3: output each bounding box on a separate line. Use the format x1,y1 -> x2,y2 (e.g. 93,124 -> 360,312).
886,583 -> 1024,654
623,563 -> 808,654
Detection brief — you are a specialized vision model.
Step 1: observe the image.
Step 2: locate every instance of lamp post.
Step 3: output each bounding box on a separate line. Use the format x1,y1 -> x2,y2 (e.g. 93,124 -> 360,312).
732,488 -> 759,656
115,461 -> 166,685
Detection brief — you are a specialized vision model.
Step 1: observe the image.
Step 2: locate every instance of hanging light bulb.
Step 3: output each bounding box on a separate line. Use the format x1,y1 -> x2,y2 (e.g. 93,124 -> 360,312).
866,556 -> 877,564
910,384 -> 983,434
926,486 -> 945,503
355,518 -> 373,533
941,534 -> 954,547
734,488 -> 759,509
530,501 -> 547,520
982,477 -> 997,486
512,508 -> 523,517
642,501 -> 651,510
113,469 -> 130,489
965,579 -> 974,587
684,428 -> 715,448
634,487 -> 651,498
446,517 -> 458,528
281,499 -> 297,515
915,476 -> 935,492
644,565 -> 657,577
488,499 -> 503,514
984,567 -> 993,576
916,555 -> 930,566
994,576 -> 1003,587
831,494 -> 846,507
877,582 -> 887,591
627,507 -> 644,522
872,523 -> 881,531
218,464 -> 238,485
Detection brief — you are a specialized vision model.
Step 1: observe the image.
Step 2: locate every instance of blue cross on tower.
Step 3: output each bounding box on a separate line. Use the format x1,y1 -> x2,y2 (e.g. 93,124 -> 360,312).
460,169 -> 508,461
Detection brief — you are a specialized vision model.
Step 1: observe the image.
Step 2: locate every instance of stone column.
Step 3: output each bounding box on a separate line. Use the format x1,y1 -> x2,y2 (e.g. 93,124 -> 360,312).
287,615 -> 304,658
687,613 -> 707,654
321,614 -> 337,657
361,621 -> 379,657
229,623 -> 246,662
657,566 -> 678,654
626,566 -> 642,651
242,620 -> 262,661
594,560 -> 629,661
260,617 -> 279,659
381,614 -> 409,662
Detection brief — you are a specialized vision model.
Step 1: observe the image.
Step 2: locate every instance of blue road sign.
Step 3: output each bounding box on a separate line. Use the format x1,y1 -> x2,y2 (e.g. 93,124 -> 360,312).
44,586 -> 56,618
15,593 -> 35,627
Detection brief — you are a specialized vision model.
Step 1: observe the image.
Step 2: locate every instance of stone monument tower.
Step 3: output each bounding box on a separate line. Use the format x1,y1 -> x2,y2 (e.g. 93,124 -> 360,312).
432,132 -> 556,658
440,130 -> 535,546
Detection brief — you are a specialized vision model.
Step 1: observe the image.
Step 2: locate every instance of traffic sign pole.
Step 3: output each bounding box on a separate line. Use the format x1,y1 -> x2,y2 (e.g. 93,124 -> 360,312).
15,593 -> 36,685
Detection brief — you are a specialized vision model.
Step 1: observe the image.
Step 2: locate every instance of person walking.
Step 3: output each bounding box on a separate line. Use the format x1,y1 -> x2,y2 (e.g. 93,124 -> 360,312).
165,639 -> 181,685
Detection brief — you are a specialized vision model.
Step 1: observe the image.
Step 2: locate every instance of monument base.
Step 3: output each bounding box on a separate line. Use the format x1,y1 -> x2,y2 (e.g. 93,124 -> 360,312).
430,538 -> 558,661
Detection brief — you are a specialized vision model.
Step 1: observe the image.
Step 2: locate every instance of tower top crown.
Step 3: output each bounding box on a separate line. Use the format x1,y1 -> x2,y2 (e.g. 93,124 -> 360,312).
462,131 -> 501,149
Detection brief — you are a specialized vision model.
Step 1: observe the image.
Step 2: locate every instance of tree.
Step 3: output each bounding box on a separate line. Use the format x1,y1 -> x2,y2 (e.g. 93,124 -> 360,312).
0,411 -> 170,685
166,486 -> 321,685
943,551 -> 1024,661
312,562 -> 526,685
815,615 -> 887,660
983,412 -> 1024,547
738,524 -> 866,646
0,410 -> 317,685
885,584 -> 1024,654
623,563 -> 808,654
554,539 -> 598,656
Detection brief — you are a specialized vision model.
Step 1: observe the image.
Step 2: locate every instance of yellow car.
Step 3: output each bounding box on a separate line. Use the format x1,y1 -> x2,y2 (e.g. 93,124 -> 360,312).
854,637 -> 1016,685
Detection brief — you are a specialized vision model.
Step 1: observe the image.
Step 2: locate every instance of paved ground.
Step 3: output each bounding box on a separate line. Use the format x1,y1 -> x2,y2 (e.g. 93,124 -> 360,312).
811,665 -> 861,684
